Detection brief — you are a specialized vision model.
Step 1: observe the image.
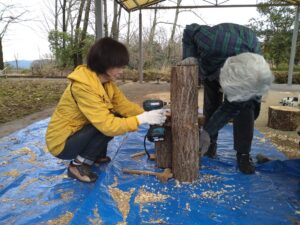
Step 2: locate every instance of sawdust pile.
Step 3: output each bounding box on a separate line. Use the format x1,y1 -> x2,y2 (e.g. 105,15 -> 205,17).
134,189 -> 169,204
47,211 -> 73,225
13,147 -> 37,163
60,191 -> 74,201
89,207 -> 103,225
18,178 -> 39,191
3,169 -> 20,177
108,186 -> 135,223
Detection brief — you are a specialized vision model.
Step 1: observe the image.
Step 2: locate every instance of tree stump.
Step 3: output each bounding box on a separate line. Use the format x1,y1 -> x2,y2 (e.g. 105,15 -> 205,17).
171,65 -> 199,182
268,106 -> 300,131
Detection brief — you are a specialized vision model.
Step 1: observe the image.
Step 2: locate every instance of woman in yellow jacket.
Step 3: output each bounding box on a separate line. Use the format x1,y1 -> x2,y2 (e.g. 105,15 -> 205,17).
46,37 -> 166,183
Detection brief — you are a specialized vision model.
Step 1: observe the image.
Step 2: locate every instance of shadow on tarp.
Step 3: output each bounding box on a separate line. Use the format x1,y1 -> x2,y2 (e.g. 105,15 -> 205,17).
0,119 -> 299,225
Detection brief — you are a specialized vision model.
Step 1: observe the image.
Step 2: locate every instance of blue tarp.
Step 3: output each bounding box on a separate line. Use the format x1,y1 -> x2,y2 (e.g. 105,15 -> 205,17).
0,119 -> 299,225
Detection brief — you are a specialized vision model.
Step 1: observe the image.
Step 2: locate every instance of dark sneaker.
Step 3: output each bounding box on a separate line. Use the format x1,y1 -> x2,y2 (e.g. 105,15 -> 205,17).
204,143 -> 217,158
237,153 -> 255,174
94,156 -> 111,166
67,162 -> 98,183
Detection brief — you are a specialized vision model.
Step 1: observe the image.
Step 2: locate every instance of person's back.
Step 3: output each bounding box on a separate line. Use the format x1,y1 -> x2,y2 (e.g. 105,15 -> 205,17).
183,23 -> 261,79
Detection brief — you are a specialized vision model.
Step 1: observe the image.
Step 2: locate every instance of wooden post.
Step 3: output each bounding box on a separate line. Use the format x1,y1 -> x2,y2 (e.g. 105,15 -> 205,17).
171,65 -> 199,182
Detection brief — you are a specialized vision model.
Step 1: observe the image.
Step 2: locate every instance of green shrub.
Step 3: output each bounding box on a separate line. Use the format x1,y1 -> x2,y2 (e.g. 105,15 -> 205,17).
123,69 -> 170,82
273,71 -> 300,84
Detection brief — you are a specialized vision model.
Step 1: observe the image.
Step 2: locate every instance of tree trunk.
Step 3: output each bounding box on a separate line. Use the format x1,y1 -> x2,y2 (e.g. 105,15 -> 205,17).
73,0 -> 86,67
62,0 -> 67,50
0,38 -> 4,70
167,0 -> 182,62
171,65 -> 199,182
148,7 -> 158,66
78,0 -> 91,65
110,0 -> 118,40
54,0 -> 59,62
268,106 -> 300,131
126,12 -> 131,46
116,5 -> 122,40
103,0 -> 108,37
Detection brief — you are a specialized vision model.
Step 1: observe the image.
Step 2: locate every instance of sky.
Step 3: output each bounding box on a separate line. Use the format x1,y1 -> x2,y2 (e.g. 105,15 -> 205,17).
1,0 -> 260,62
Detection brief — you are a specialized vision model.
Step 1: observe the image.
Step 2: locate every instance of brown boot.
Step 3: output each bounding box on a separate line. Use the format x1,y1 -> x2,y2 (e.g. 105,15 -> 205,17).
67,162 -> 98,183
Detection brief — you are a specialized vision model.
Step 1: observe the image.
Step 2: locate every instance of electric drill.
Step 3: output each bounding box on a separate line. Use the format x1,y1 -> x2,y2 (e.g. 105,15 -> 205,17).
143,99 -> 167,142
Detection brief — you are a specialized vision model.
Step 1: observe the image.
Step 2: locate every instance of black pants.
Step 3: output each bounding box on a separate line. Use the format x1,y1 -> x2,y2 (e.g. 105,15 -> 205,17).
203,79 -> 259,154
57,124 -> 113,161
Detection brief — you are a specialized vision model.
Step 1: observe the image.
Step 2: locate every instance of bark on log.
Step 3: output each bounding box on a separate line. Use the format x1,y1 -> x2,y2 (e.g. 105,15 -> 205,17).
155,114 -> 205,169
171,65 -> 199,182
268,106 -> 300,131
155,126 -> 172,168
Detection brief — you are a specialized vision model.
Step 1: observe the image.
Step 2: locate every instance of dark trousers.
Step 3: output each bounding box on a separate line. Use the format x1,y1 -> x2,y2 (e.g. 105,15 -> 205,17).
57,124 -> 113,161
203,79 -> 257,154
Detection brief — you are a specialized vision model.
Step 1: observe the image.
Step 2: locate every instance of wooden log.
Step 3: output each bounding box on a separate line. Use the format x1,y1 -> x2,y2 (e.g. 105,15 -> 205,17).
155,113 -> 204,169
155,126 -> 172,168
171,65 -> 199,182
268,106 -> 300,131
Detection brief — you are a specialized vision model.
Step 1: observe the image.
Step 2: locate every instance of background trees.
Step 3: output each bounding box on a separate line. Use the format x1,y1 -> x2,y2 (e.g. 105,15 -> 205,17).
249,0 -> 298,68
0,2 -> 28,70
39,0 -> 300,72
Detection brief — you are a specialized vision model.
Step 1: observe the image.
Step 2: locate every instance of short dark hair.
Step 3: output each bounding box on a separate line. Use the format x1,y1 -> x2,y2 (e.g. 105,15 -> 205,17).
87,37 -> 129,74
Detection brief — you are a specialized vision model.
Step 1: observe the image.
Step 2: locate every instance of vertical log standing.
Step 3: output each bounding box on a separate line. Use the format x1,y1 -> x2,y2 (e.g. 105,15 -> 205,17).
171,65 -> 199,182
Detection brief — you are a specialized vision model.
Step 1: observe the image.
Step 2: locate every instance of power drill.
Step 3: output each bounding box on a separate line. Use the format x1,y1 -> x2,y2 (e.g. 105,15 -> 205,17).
143,99 -> 167,142
142,99 -> 167,159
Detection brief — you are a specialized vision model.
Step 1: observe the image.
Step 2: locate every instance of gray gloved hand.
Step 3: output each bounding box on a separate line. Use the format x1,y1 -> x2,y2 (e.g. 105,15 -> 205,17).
177,57 -> 198,66
199,129 -> 211,156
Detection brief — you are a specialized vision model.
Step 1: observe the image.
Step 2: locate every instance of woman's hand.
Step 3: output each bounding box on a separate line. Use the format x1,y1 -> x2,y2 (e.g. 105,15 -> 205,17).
137,109 -> 167,125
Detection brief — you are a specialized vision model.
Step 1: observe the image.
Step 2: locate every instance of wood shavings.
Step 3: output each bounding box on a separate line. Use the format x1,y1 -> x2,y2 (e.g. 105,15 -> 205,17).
143,219 -> 166,224
134,189 -> 169,204
199,174 -> 222,183
3,169 -> 20,177
43,145 -> 49,153
40,174 -> 68,182
185,203 -> 191,211
13,147 -> 37,163
19,198 -> 34,205
47,211 -> 73,225
201,189 -> 227,199
111,176 -> 119,188
109,186 -> 135,224
134,188 -> 169,213
0,198 -> 10,203
60,191 -> 74,201
18,178 -> 39,191
89,207 -> 103,225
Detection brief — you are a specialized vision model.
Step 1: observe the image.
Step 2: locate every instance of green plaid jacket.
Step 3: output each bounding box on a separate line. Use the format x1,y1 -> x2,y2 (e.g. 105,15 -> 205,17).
182,23 -> 261,80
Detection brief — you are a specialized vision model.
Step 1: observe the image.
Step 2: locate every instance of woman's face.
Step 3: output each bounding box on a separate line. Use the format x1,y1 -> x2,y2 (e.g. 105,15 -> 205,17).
105,67 -> 124,81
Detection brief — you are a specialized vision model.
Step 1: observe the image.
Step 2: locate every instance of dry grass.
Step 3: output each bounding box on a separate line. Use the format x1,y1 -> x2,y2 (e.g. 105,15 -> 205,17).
0,78 -> 68,124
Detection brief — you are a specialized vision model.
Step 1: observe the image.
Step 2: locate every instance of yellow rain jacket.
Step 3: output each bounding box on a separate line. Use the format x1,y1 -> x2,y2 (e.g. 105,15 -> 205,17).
46,65 -> 143,156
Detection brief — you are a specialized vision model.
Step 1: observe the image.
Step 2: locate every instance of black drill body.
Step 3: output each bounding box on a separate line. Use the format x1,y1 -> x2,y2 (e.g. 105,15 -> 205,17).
143,100 -> 166,142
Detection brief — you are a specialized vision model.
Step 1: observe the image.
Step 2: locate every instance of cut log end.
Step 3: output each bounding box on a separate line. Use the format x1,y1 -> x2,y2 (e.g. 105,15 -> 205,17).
268,105 -> 300,131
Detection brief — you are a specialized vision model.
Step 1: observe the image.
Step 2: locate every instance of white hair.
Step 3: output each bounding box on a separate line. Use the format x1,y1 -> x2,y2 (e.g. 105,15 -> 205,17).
220,53 -> 274,102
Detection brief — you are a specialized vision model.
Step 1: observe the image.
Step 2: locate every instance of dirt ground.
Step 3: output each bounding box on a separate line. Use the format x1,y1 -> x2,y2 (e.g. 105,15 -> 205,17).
0,81 -> 299,158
